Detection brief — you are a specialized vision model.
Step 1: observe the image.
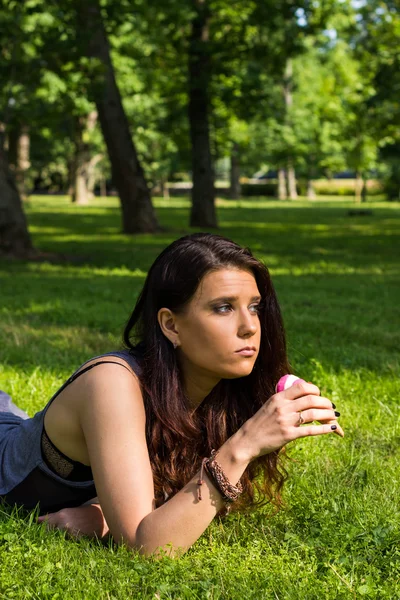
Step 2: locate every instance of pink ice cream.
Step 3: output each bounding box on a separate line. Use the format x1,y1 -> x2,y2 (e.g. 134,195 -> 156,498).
275,374 -> 306,393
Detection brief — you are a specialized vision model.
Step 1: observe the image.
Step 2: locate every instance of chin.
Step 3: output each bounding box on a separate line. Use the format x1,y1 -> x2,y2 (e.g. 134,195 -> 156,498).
219,364 -> 255,379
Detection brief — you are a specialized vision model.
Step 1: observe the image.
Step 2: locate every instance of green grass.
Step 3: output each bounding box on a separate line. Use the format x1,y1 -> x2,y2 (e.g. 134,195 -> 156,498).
0,195 -> 399,599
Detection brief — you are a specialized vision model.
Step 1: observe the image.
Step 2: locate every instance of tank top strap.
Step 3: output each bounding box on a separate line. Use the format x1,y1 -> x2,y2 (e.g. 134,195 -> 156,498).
50,350 -> 142,405
67,360 -> 134,385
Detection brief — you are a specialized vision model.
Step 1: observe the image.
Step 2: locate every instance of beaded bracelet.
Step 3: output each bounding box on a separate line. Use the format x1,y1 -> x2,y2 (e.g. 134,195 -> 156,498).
197,449 -> 243,503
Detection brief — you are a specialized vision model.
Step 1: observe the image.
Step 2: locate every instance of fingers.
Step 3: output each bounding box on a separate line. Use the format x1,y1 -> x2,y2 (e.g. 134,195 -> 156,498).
37,513 -> 58,531
291,395 -> 335,412
283,390 -> 344,437
37,511 -> 80,536
294,402 -> 344,438
283,381 -> 320,400
37,515 -> 47,523
294,423 -> 342,439
37,514 -> 51,526
323,419 -> 345,438
298,408 -> 337,424
295,410 -> 345,437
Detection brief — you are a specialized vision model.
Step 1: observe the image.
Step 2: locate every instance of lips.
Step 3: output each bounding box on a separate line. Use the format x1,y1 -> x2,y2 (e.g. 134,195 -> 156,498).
235,346 -> 257,356
236,346 -> 256,352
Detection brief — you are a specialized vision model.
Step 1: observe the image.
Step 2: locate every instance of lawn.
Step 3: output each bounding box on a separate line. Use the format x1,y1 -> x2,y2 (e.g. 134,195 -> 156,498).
0,195 -> 399,599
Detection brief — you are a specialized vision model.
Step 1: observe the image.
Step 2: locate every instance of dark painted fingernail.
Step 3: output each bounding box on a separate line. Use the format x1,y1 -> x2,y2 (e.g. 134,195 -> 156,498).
334,411 -> 341,417
332,402 -> 336,409
331,425 -> 337,430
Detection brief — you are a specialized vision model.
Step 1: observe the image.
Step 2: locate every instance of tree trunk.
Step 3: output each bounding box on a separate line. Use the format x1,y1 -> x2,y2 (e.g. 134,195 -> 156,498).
188,0 -> 217,227
7,127 -> 18,167
278,168 -> 287,200
160,179 -> 169,199
355,171 -> 362,203
100,176 -> 107,198
283,61 -> 298,200
71,117 -> 90,205
229,142 -> 241,200
87,154 -> 103,199
75,0 -> 160,233
85,111 -> 100,200
71,112 -> 100,205
7,125 -> 30,200
16,125 -> 30,200
361,175 -> 367,203
67,158 -> 75,196
306,162 -> 317,199
0,145 -> 33,256
306,179 -> 316,199
72,158 -> 90,205
287,159 -> 298,199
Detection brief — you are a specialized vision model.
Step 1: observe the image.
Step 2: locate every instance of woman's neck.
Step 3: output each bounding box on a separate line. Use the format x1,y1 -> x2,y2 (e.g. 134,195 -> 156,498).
179,355 -> 220,410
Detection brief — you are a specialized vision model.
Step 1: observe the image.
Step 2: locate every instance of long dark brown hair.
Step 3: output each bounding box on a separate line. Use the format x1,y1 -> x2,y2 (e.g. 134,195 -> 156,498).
124,233 -> 291,511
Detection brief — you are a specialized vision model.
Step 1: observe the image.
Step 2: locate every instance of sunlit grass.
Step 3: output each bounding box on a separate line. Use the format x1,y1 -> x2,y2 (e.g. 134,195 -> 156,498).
0,195 -> 399,598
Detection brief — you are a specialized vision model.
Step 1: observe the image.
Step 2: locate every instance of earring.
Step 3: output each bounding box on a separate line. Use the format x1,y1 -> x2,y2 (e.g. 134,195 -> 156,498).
173,341 -> 178,349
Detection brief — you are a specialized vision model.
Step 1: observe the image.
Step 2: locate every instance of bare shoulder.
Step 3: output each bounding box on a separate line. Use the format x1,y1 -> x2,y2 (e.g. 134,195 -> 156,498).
75,357 -> 145,420
75,355 -> 142,387
76,358 -> 155,543
44,355 -> 145,466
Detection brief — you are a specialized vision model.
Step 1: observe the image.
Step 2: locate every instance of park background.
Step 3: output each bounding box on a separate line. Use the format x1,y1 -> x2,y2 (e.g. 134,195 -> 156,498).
0,1 -> 399,599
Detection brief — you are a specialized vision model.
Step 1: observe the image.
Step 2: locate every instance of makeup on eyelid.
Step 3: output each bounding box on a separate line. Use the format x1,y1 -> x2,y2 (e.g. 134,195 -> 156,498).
213,303 -> 261,314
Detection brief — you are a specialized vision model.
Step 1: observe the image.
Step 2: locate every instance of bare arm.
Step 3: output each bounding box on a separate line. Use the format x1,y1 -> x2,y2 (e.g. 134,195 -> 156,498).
77,365 -> 247,556
134,381 -> 343,556
135,434 -> 248,556
43,368 -> 341,557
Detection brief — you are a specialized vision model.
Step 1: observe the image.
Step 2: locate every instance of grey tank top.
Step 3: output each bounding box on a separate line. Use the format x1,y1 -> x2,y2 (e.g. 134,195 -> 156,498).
0,350 -> 142,504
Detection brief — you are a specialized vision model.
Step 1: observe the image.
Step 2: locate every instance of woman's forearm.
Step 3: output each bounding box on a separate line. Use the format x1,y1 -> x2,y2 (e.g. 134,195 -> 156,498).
134,432 -> 250,557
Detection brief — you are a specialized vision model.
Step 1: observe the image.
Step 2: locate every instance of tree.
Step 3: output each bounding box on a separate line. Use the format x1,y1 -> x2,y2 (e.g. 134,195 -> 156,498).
19,0 -> 161,229
0,142 -> 33,255
353,1 -> 400,199
70,111 -> 103,205
209,0 -> 348,201
283,60 -> 298,199
74,0 -> 160,232
287,31 -> 362,195
7,123 -> 31,200
188,0 -> 216,226
0,1 -> 33,255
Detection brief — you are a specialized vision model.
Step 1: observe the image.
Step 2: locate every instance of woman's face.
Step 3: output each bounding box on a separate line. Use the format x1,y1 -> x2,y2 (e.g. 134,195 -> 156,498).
175,268 -> 262,381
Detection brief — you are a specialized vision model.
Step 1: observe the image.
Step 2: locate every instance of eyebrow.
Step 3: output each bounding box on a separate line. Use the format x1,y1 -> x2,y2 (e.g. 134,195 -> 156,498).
208,295 -> 262,304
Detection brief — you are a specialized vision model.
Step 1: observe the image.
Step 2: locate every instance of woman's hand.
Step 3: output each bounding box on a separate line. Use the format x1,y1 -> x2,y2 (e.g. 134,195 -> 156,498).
234,381 -> 344,462
37,502 -> 109,539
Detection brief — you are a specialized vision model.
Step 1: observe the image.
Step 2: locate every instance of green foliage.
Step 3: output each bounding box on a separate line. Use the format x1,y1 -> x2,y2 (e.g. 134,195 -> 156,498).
0,0 -> 107,192
352,1 -> 400,197
240,182 -> 277,197
1,0 -> 399,210
0,196 -> 399,597
309,179 -> 384,197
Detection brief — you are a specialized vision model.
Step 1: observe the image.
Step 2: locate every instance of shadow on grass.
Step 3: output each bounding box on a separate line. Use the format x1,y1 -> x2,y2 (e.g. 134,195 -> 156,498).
20,199 -> 399,274
0,197 -> 399,378
0,268 -> 398,378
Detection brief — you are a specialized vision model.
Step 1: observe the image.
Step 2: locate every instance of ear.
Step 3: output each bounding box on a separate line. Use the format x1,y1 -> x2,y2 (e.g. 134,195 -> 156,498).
157,308 -> 180,347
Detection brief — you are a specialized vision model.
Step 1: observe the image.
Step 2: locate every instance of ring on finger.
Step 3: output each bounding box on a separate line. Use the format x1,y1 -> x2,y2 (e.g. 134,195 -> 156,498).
297,412 -> 305,426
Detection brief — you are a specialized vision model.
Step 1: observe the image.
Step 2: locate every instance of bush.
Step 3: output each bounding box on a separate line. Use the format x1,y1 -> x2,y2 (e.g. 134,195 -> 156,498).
241,182 -> 277,197
312,179 -> 383,196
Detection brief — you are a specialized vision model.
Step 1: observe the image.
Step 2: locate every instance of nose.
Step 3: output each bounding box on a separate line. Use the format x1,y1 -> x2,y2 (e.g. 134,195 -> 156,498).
237,308 -> 258,338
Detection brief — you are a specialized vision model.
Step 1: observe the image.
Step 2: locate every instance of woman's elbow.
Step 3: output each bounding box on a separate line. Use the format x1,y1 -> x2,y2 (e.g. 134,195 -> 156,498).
134,522 -> 186,558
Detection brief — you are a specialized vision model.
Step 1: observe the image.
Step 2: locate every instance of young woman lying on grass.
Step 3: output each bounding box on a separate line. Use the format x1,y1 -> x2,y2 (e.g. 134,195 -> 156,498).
0,233 -> 343,557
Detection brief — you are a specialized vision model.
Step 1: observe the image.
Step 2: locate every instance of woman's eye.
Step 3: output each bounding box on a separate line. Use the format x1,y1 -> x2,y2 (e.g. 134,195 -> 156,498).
214,304 -> 261,314
250,304 -> 261,314
214,304 -> 231,314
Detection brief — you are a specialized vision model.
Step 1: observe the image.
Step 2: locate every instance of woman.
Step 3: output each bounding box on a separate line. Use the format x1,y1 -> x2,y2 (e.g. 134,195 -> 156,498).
0,233 -> 343,556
